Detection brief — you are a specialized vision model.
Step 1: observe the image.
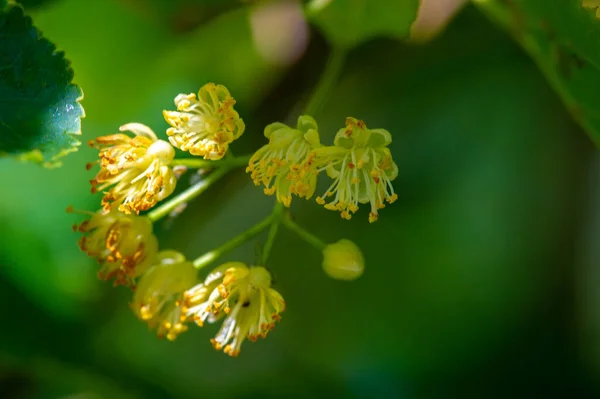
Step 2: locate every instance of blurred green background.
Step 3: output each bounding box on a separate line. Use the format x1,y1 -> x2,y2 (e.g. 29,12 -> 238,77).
2,0 -> 600,397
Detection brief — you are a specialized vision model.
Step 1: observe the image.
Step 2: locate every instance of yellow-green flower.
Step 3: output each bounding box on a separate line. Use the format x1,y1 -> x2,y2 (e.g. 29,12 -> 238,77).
163,83 -> 245,160
89,123 -> 177,215
246,115 -> 320,206
313,117 -> 398,222
131,250 -> 197,341
183,263 -> 285,357
71,208 -> 158,287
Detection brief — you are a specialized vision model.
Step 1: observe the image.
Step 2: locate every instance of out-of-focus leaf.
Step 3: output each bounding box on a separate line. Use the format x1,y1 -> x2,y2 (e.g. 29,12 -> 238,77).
409,0 -> 468,42
0,3 -> 84,167
474,0 -> 600,147
15,0 -> 59,10
122,0 -> 245,33
148,5 -> 284,110
308,0 -> 420,48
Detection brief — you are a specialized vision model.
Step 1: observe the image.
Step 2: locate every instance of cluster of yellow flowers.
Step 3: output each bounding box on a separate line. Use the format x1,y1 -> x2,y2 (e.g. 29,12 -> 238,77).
131,251 -> 285,356
71,82 -> 393,357
73,84 -> 286,356
247,115 -> 398,222
86,83 -> 243,215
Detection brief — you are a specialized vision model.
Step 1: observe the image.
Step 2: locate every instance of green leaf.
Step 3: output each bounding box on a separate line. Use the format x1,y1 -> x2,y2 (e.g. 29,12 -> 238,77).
474,0 -> 600,146
0,3 -> 84,167
120,0 -> 245,33
308,0 -> 420,48
15,0 -> 59,10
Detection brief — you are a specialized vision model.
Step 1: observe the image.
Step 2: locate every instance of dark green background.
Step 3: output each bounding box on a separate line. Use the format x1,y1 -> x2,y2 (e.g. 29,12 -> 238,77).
1,1 -> 600,397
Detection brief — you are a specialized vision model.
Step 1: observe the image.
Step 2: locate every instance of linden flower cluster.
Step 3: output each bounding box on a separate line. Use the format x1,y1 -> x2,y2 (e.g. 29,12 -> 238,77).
72,83 -> 290,357
247,116 -> 398,222
70,73 -> 396,358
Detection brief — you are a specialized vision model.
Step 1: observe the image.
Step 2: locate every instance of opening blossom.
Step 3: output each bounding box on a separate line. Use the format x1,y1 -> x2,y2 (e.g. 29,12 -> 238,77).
182,263 -> 285,357
131,251 -> 197,341
88,123 -> 177,215
313,117 -> 398,222
72,208 -> 158,287
246,115 -> 321,206
163,83 -> 245,160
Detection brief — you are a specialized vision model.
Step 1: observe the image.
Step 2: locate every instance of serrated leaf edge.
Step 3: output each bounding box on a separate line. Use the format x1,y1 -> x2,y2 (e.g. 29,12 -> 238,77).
0,2 -> 86,168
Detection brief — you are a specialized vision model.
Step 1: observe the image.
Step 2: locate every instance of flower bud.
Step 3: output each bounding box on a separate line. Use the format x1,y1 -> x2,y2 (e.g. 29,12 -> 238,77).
322,239 -> 364,281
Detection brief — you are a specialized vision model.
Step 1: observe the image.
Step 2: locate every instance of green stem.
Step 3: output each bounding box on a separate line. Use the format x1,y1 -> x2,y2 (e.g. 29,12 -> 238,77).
147,155 -> 251,222
281,213 -> 326,250
303,46 -> 346,116
260,202 -> 284,265
171,154 -> 251,169
193,213 -> 274,270
147,166 -> 230,222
